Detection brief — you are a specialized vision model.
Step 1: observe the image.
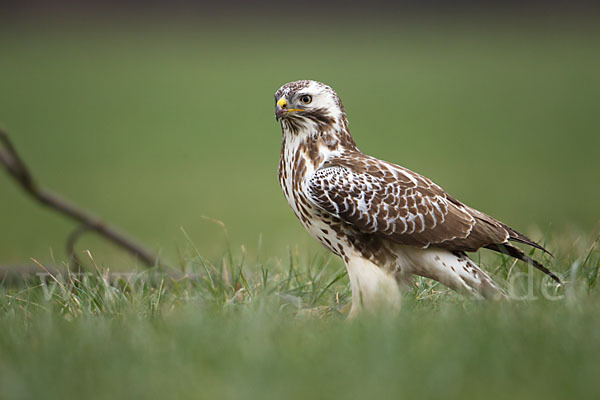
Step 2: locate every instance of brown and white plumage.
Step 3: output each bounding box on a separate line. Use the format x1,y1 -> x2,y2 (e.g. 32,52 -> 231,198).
275,80 -> 559,315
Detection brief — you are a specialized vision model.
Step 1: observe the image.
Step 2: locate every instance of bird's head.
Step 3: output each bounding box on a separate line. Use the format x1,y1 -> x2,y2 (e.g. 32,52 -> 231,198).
274,80 -> 348,136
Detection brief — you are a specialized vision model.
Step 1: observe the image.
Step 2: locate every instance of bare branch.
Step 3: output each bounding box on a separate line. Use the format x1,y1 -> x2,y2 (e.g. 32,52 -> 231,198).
0,128 -> 170,269
0,129 -> 35,189
66,224 -> 95,272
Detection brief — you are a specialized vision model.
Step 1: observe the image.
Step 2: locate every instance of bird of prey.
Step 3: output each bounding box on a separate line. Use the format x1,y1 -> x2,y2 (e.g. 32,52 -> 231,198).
274,80 -> 559,316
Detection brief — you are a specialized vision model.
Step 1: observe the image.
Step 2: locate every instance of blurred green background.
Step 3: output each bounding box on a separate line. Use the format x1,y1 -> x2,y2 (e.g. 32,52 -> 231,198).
1,15 -> 599,267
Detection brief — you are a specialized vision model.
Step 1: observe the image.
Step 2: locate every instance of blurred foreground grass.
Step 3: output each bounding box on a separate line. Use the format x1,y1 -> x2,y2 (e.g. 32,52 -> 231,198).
1,232 -> 599,400
0,18 -> 599,266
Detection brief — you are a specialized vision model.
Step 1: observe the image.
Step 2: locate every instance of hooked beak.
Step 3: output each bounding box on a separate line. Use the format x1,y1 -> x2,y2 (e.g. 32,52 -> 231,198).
275,98 -> 286,121
275,97 -> 304,121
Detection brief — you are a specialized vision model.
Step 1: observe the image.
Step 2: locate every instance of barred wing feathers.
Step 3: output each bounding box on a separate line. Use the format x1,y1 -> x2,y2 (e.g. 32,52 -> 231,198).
306,155 -> 544,256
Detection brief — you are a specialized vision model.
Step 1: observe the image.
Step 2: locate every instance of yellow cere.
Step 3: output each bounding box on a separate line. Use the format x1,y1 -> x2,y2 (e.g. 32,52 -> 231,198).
277,97 -> 304,113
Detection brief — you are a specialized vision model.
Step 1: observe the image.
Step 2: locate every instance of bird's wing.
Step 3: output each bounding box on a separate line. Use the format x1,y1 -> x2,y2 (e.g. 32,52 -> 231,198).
306,155 -> 509,251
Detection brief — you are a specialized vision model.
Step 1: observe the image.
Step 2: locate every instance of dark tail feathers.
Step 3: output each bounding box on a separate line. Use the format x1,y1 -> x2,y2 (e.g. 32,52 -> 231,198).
500,223 -> 553,257
508,236 -> 552,256
485,242 -> 561,284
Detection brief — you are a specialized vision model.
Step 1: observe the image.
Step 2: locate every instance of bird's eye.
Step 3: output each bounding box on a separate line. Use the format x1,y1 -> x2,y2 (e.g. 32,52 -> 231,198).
300,95 -> 312,104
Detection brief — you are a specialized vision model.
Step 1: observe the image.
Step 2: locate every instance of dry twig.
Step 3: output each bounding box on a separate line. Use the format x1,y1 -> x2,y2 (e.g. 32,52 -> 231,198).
0,128 -> 168,269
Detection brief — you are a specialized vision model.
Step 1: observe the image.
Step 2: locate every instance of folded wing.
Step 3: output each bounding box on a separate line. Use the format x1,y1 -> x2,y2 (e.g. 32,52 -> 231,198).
307,155 -> 517,253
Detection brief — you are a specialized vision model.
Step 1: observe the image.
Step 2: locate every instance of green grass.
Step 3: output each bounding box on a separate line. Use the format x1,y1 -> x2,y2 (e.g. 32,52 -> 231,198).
1,232 -> 600,400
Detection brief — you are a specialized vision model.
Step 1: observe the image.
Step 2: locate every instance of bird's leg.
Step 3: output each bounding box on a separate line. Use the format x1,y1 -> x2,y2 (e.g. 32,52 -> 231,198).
345,253 -> 403,317
404,247 -> 506,300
